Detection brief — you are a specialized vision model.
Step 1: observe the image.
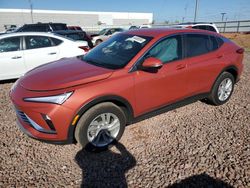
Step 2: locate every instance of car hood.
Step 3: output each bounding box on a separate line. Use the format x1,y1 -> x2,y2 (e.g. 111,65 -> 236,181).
20,57 -> 113,91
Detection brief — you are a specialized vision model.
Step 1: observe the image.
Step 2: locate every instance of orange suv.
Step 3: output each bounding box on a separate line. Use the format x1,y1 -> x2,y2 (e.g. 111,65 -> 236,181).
10,28 -> 244,150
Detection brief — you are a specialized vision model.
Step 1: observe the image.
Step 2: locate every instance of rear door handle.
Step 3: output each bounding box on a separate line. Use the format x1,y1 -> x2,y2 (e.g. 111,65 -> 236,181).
11,56 -> 22,59
176,64 -> 186,70
48,52 -> 57,55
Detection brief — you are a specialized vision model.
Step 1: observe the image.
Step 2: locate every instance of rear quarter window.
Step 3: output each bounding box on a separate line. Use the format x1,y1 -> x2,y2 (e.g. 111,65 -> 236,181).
209,36 -> 219,51
207,26 -> 217,32
216,37 -> 224,48
51,37 -> 63,46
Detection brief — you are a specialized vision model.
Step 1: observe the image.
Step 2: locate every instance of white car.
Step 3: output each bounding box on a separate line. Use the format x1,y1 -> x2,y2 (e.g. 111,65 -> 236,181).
91,28 -> 124,46
0,32 -> 88,81
172,22 -> 219,33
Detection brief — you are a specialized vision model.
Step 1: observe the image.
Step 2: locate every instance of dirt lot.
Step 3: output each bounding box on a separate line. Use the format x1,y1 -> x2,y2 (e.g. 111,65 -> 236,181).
223,33 -> 250,52
1,47 -> 250,187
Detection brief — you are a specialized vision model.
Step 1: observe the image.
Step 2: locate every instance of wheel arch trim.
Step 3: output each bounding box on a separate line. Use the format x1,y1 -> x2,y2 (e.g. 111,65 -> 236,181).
210,65 -> 238,93
67,95 -> 134,142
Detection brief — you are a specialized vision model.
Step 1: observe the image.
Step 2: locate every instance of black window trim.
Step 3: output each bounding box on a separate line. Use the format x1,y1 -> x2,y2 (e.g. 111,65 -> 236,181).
129,33 -> 185,72
130,32 -> 224,72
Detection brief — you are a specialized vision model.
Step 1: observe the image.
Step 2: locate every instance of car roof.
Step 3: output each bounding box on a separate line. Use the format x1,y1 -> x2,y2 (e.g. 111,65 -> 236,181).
0,32 -> 64,39
178,22 -> 215,25
53,30 -> 85,34
23,22 -> 66,26
125,28 -> 219,38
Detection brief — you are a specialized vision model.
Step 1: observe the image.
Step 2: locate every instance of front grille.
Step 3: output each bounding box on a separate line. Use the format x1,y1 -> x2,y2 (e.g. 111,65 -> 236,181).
15,108 -> 56,134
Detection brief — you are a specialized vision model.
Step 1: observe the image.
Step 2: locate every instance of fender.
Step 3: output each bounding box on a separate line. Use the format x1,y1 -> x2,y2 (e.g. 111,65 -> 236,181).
67,95 -> 134,143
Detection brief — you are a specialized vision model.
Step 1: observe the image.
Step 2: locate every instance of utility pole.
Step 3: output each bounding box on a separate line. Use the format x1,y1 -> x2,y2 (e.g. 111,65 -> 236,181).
183,2 -> 188,23
194,0 -> 199,22
221,13 -> 226,22
28,0 -> 34,23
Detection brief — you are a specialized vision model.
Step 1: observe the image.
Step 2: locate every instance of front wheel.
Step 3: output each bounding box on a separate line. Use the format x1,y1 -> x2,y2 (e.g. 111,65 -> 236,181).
74,102 -> 126,151
207,72 -> 235,106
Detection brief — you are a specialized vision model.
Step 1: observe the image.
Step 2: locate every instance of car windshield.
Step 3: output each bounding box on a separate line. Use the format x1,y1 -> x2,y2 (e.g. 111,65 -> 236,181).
82,33 -> 152,69
98,29 -> 108,35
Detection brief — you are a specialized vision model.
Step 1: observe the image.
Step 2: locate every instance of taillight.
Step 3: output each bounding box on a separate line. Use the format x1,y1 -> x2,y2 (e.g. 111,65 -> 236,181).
236,48 -> 244,54
79,46 -> 90,52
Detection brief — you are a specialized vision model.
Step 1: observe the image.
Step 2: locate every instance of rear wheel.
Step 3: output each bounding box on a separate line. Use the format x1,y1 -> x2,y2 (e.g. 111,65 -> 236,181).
75,102 -> 126,151
207,72 -> 235,105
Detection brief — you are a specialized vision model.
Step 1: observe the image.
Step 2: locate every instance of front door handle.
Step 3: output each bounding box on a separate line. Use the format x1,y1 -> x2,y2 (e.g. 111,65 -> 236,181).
176,64 -> 186,70
48,52 -> 57,55
11,56 -> 22,59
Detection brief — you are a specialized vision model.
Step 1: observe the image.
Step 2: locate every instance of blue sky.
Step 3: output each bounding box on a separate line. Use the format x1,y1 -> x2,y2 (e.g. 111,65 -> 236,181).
1,0 -> 250,22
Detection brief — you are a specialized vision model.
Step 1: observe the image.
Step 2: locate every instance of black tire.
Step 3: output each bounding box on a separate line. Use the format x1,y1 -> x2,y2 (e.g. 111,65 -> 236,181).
95,39 -> 102,46
207,72 -> 235,106
74,102 -> 126,151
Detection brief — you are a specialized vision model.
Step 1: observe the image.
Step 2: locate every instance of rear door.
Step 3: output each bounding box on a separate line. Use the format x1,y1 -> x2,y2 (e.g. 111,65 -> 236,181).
23,35 -> 59,70
184,34 -> 222,95
0,36 -> 26,80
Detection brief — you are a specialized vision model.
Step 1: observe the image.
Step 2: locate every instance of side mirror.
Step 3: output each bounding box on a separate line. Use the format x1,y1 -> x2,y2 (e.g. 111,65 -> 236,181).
140,57 -> 163,72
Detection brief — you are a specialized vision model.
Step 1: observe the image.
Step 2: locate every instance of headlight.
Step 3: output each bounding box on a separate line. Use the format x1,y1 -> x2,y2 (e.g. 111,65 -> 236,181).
24,92 -> 73,104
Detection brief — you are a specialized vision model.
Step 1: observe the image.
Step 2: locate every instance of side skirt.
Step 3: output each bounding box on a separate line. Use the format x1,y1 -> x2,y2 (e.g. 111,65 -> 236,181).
131,93 -> 209,124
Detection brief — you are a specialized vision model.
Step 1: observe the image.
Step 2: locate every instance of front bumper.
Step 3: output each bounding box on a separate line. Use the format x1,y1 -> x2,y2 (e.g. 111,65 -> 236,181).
10,82 -> 76,144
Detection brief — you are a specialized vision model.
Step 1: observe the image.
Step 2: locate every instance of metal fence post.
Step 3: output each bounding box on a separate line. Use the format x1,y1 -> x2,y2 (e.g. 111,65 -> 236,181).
237,21 -> 240,33
223,22 -> 226,33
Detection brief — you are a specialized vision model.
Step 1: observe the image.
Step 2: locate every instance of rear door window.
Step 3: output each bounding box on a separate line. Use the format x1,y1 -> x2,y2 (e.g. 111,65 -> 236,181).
0,37 -> 21,52
185,34 -> 213,57
25,36 -> 53,49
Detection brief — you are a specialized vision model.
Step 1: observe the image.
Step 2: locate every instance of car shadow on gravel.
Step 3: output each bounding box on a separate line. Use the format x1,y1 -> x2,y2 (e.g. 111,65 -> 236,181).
75,142 -> 136,188
169,173 -> 233,188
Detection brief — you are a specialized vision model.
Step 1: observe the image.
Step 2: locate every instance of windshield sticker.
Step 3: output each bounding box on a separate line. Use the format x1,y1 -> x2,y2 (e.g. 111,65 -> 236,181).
126,36 -> 146,43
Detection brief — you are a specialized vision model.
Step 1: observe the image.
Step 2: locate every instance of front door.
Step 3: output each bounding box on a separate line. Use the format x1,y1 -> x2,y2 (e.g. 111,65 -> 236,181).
134,35 -> 188,115
0,36 -> 26,80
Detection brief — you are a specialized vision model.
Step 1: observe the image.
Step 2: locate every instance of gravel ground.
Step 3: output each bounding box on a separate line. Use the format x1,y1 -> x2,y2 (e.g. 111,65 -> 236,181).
0,53 -> 250,188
